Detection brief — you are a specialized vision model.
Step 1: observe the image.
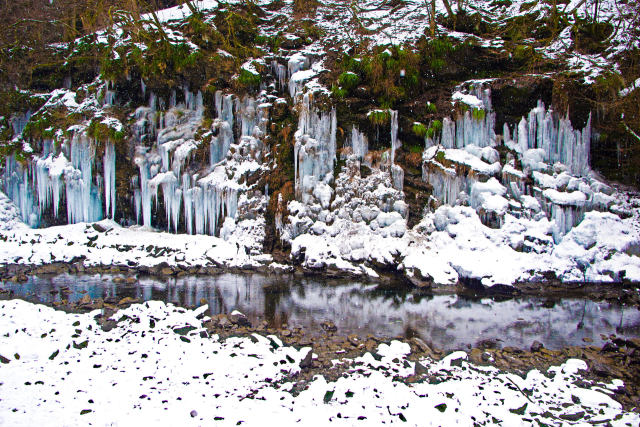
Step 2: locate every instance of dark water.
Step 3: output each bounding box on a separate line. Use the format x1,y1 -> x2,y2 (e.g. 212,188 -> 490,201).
2,273 -> 640,351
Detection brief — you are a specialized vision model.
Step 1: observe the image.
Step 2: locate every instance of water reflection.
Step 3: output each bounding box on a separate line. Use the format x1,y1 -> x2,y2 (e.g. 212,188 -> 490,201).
2,273 -> 640,351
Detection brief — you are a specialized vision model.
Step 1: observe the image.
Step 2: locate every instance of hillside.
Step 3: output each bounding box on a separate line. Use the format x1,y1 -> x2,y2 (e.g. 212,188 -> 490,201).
1,0 -> 640,288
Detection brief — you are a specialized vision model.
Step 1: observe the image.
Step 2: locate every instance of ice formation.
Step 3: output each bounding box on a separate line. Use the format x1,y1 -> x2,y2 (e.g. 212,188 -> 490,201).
422,83 -> 599,237
133,88 -> 257,236
103,142 -> 116,220
347,126 -> 368,160
3,131 -> 104,226
293,92 -> 337,204
505,100 -> 591,176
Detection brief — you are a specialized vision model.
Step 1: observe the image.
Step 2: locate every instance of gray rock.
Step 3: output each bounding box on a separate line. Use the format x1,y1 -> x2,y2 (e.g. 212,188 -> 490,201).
530,340 -> 544,352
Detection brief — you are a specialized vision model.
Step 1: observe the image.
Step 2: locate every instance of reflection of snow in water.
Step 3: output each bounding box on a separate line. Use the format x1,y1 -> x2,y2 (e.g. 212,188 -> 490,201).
4,273 -> 639,350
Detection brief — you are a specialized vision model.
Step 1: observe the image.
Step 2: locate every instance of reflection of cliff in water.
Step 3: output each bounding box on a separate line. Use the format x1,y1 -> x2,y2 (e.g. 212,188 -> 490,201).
3,273 -> 640,351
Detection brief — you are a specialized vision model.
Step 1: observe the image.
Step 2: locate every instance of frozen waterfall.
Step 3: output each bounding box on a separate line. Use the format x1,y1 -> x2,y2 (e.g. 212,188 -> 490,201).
294,92 -> 337,202
104,142 -> 116,220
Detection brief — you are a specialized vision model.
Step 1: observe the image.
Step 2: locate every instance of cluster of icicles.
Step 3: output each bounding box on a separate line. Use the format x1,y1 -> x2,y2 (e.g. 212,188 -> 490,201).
133,88 -> 267,235
421,84 -> 594,238
3,131 -> 115,228
2,85 -> 268,236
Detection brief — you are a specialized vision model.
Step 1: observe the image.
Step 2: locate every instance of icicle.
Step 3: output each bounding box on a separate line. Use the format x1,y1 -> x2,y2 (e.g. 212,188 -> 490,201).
64,133 -> 102,224
104,142 -> 116,219
293,93 -> 337,199
182,174 -> 193,234
349,126 -> 368,160
390,110 -> 399,165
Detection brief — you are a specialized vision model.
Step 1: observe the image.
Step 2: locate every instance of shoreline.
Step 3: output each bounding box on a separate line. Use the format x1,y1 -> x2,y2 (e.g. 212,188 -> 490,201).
2,261 -> 640,306
1,294 -> 639,414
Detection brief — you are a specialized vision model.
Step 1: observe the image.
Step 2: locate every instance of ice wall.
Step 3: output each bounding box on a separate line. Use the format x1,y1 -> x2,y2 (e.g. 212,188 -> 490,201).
294,93 -> 337,204
504,100 -> 591,176
347,126 -> 368,160
104,142 -> 116,220
132,88 -> 263,236
423,83 -> 596,238
3,155 -> 38,227
4,131 -> 105,226
427,86 -> 496,150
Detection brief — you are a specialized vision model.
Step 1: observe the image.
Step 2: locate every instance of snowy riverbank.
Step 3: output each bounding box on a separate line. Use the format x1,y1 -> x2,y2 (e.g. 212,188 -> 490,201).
2,187 -> 640,290
1,298 -> 638,426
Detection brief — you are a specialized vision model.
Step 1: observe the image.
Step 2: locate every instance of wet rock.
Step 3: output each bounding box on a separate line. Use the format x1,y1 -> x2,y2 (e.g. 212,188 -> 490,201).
0,354 -> 10,364
118,297 -> 138,306
601,342 -> 619,353
559,412 -> 585,422
228,310 -> 250,327
530,340 -> 544,353
217,316 -> 231,328
476,339 -> 501,350
190,410 -> 198,418
589,361 -> 612,377
410,337 -> 432,353
320,321 -> 337,332
300,348 -> 313,369
79,294 -> 91,305
414,361 -> 429,376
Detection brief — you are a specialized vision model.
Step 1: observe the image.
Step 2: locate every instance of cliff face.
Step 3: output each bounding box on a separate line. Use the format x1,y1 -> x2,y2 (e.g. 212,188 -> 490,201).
1,0 -> 640,286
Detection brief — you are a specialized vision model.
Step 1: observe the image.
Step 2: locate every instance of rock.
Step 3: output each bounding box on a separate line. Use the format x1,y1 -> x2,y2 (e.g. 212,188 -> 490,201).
0,354 -> 10,364
92,223 -> 109,233
160,267 -> 174,276
320,321 -> 337,332
347,334 -> 359,346
414,361 -> 429,376
411,337 -> 432,353
530,340 -> 544,352
300,348 -> 313,369
79,294 -> 91,305
281,329 -> 292,337
559,412 -> 585,422
600,342 -> 618,353
228,310 -> 251,327
476,339 -> 501,350
190,410 -> 198,418
101,319 -> 117,332
589,361 -> 612,377
217,316 -> 231,328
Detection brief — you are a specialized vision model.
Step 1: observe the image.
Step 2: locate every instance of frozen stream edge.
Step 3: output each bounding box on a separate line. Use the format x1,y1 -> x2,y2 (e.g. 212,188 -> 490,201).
0,299 -> 638,426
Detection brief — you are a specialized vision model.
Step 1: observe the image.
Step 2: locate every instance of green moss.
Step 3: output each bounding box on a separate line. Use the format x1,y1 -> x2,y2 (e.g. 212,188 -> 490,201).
86,119 -> 125,142
426,119 -> 443,139
412,122 -> 428,138
337,72 -> 360,91
435,150 -> 445,163
238,68 -> 262,88
426,101 -> 437,114
367,109 -> 391,126
331,85 -> 348,99
471,108 -> 486,121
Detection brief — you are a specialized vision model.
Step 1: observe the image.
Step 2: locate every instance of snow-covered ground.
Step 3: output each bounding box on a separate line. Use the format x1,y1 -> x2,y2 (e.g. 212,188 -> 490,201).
0,299 -> 637,426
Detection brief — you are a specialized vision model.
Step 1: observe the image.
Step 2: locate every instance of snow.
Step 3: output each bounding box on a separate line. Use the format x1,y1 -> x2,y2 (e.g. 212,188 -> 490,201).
452,91 -> 484,109
0,299 -> 637,426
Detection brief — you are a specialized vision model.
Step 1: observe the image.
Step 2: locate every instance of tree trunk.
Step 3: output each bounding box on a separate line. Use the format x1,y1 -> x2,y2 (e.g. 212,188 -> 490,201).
430,0 -> 436,36
441,0 -> 454,18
